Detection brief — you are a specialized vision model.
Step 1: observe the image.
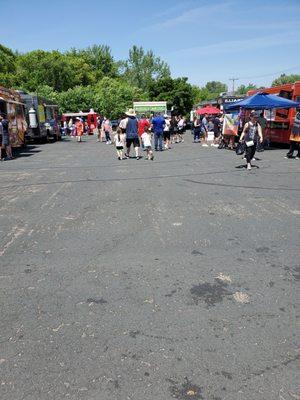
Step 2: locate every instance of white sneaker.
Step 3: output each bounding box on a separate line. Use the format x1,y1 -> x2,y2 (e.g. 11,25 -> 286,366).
202,143 -> 208,147
247,164 -> 251,170
252,157 -> 256,161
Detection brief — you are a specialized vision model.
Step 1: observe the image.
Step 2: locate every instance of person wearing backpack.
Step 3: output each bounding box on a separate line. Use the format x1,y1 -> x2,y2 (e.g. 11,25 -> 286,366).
239,111 -> 263,170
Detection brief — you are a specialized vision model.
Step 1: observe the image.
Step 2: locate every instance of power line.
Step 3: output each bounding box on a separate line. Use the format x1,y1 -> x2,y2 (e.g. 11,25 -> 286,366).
238,65 -> 300,81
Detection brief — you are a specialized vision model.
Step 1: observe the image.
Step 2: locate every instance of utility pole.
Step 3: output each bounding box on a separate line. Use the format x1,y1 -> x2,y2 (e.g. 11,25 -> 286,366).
229,78 -> 239,95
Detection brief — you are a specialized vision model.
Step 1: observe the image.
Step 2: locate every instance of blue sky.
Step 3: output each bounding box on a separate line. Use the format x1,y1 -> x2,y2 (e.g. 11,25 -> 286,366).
1,0 -> 300,89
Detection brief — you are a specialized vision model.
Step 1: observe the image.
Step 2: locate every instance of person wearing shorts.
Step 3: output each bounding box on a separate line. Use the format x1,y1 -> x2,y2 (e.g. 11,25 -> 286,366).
163,116 -> 171,149
114,127 -> 126,160
124,109 -> 140,160
141,130 -> 154,160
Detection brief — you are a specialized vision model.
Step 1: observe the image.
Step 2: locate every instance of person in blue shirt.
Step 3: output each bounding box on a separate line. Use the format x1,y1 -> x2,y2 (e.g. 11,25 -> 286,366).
124,109 -> 140,160
151,113 -> 165,151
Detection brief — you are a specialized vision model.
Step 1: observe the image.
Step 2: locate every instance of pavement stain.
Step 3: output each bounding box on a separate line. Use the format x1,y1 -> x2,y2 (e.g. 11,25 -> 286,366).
86,298 -> 107,305
191,250 -> 205,256
165,289 -> 177,297
129,330 -> 140,338
168,377 -> 203,400
256,246 -> 270,253
190,281 -> 232,306
221,371 -> 233,380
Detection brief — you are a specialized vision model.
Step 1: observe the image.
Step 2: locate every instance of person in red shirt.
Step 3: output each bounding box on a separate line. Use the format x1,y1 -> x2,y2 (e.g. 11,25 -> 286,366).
138,115 -> 150,148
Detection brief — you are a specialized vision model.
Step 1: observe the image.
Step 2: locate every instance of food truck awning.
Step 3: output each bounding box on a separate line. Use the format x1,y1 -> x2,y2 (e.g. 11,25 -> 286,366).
63,112 -> 89,117
1,98 -> 25,106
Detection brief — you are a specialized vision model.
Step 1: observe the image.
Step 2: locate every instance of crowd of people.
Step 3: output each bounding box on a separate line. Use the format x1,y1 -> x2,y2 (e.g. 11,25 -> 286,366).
92,110 -> 188,161
1,107 -> 300,169
61,107 -> 300,170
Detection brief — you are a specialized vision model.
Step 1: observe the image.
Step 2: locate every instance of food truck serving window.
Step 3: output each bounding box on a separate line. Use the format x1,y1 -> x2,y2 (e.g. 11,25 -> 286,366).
45,106 -> 54,120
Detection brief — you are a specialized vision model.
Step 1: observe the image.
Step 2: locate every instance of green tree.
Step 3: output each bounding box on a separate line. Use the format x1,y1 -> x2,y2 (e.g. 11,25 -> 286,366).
94,77 -> 145,119
122,45 -> 170,92
0,44 -> 16,74
67,45 -> 117,80
236,83 -> 257,95
35,85 -> 59,103
272,74 -> 300,86
14,50 -> 95,92
0,44 -> 17,87
204,81 -> 227,99
149,77 -> 194,115
15,50 -> 74,91
56,86 -> 96,113
191,85 -> 210,104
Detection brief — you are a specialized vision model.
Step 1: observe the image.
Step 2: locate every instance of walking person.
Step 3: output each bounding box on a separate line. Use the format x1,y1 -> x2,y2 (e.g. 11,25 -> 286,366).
151,113 -> 165,151
138,114 -> 150,150
163,115 -> 171,149
141,128 -> 154,160
75,117 -> 84,142
114,127 -> 126,160
0,114 -> 13,160
103,118 -> 112,144
177,116 -> 185,143
239,111 -> 263,170
124,109 -> 140,160
201,113 -> 209,147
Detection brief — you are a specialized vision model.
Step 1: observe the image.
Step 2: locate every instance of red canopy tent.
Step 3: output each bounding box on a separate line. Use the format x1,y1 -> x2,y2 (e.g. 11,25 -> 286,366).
196,106 -> 221,115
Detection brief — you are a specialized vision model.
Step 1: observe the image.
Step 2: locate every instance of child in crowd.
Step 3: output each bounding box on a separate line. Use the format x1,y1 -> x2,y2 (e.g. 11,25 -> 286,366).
114,127 -> 126,160
141,127 -> 154,160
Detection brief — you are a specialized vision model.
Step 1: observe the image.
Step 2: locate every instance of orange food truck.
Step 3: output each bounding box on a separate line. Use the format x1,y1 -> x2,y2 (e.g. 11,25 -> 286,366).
0,86 -> 27,147
248,81 -> 300,144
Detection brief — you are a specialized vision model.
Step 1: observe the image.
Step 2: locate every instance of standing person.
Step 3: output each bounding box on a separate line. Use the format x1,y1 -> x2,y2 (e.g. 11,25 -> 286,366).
212,114 -> 221,146
286,109 -> 300,159
257,112 -> 267,151
68,118 -> 74,136
141,128 -> 154,160
138,114 -> 150,149
75,118 -> 84,142
177,116 -> 185,143
201,113 -> 209,146
97,116 -> 104,142
119,114 -> 128,134
163,116 -> 171,149
0,114 -> 13,160
239,111 -> 263,170
103,118 -> 112,144
84,120 -> 89,135
124,109 -> 140,160
193,116 -> 201,142
151,113 -> 165,151
63,120 -> 68,136
170,115 -> 178,143
114,127 -> 126,160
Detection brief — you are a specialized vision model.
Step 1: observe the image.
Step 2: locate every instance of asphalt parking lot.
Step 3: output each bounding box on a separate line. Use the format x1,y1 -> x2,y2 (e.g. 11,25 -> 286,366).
0,134 -> 299,400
